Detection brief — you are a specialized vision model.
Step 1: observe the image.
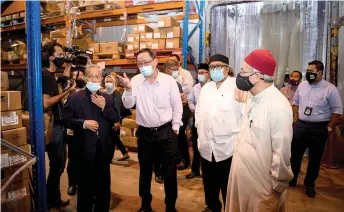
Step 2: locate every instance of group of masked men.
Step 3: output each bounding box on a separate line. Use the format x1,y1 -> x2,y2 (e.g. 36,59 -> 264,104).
42,41 -> 343,212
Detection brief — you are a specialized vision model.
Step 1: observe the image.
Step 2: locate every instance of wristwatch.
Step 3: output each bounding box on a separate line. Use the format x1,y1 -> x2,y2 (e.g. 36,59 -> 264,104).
327,127 -> 333,132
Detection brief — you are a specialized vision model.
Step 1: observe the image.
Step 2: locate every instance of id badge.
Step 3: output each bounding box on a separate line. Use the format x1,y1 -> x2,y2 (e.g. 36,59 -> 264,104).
304,107 -> 313,116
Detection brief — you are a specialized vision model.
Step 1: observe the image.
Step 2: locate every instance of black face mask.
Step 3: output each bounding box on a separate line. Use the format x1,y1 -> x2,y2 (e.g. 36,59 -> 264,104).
53,57 -> 65,68
236,74 -> 255,91
306,72 -> 317,83
75,79 -> 86,89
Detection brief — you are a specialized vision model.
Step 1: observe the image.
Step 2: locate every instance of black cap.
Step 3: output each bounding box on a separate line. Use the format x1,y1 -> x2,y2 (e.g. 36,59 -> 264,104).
209,54 -> 229,65
198,63 -> 209,70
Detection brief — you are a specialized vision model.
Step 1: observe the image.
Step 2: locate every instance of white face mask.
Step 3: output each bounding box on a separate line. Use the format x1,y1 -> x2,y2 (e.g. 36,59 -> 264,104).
171,71 -> 179,79
86,82 -> 101,93
139,65 -> 154,77
105,83 -> 114,93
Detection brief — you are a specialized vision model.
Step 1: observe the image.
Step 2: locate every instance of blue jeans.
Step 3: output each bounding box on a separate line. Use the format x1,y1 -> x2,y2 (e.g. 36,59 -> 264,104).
46,124 -> 67,208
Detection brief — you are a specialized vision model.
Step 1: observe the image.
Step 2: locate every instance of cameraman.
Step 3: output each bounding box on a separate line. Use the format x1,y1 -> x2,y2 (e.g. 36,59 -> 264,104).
42,41 -> 75,210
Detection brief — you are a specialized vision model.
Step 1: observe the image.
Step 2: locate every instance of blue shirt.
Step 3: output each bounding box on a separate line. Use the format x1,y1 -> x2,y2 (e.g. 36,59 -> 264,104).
188,83 -> 202,112
293,79 -> 343,122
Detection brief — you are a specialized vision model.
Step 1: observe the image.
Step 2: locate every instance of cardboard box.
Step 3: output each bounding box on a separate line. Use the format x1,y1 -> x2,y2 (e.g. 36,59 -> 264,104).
1,72 -> 9,91
158,17 -> 179,28
166,27 -> 183,39
165,38 -> 182,49
122,118 -> 138,129
1,91 -> 22,112
21,112 -> 29,141
1,127 -> 27,148
89,43 -> 100,54
130,109 -> 136,120
2,52 -> 9,61
152,39 -> 166,50
133,25 -> 153,34
153,28 -> 167,39
127,42 -> 140,51
1,193 -> 31,212
120,127 -> 133,137
121,136 -> 138,148
72,38 -> 95,50
7,51 -> 20,61
1,110 -> 23,131
11,41 -> 26,59
99,42 -> 125,54
139,42 -> 152,50
1,178 -> 30,201
128,34 -> 140,43
50,28 -> 66,39
1,166 -> 30,185
1,144 -> 29,170
140,32 -> 153,42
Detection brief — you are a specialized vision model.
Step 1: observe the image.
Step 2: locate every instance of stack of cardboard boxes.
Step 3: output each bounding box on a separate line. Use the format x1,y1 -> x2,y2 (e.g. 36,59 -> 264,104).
50,27 -> 95,50
91,42 -> 126,59
125,16 -> 183,58
1,72 -> 31,212
120,109 -> 138,148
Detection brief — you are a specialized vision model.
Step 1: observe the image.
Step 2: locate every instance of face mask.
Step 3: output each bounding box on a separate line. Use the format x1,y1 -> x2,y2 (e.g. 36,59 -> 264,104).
306,72 -> 317,83
236,74 -> 255,91
75,79 -> 86,89
198,75 -> 206,83
105,83 -> 114,93
139,65 -> 154,77
210,69 -> 225,82
172,71 -> 179,79
289,79 -> 299,86
86,82 -> 101,93
53,57 -> 65,68
284,82 -> 289,87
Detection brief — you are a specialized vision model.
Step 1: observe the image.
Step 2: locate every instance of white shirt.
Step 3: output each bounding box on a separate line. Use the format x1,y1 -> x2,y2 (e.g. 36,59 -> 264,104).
122,71 -> 183,131
195,77 -> 243,162
176,75 -> 190,95
179,67 -> 194,94
188,83 -> 202,112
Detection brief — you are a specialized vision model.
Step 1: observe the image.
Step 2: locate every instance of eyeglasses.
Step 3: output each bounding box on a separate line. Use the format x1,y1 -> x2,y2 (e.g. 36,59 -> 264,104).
209,64 -> 228,71
137,59 -> 154,68
86,75 -> 102,81
54,52 -> 66,58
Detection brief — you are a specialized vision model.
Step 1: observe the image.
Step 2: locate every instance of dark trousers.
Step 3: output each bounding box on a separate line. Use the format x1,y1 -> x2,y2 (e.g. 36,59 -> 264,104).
177,120 -> 190,167
191,124 -> 200,174
46,124 -> 67,208
137,124 -> 178,210
114,132 -> 128,155
201,155 -> 232,212
77,143 -> 111,212
67,135 -> 80,187
290,120 -> 328,188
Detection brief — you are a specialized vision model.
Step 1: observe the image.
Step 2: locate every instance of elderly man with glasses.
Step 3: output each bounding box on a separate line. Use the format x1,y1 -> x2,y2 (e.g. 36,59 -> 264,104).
195,54 -> 243,212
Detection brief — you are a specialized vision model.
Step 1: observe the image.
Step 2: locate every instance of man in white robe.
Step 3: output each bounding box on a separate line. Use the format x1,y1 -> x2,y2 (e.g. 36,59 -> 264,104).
225,49 -> 294,212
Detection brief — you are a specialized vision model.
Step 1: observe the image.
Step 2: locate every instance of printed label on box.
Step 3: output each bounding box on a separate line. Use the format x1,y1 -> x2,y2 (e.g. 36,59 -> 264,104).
146,33 -> 153,39
128,45 -> 134,50
139,25 -> 144,31
152,43 -> 158,49
167,32 -> 174,38
1,153 -> 9,168
9,154 -> 27,166
158,21 -> 164,27
166,42 -> 173,48
8,187 -> 27,200
154,33 -> 160,38
2,115 -> 18,126
128,37 -> 134,42
141,44 -> 146,49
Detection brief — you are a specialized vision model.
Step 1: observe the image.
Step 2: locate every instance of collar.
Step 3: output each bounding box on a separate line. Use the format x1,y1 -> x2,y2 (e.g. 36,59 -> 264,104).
140,70 -> 161,84
309,79 -> 324,88
251,84 -> 274,103
86,88 -> 101,96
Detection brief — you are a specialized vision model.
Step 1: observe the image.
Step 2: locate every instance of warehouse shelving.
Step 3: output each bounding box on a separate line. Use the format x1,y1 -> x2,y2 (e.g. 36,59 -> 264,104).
1,1 -> 204,211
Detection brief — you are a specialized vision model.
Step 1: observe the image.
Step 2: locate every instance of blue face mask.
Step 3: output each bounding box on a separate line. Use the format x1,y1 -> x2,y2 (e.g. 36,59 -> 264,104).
139,65 -> 154,77
105,83 -> 114,93
86,82 -> 101,93
172,71 -> 179,79
198,75 -> 206,83
210,69 -> 225,82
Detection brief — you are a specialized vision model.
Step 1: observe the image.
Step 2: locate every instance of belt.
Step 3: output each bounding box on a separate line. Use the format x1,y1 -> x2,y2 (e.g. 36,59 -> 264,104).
299,120 -> 328,125
139,122 -> 171,132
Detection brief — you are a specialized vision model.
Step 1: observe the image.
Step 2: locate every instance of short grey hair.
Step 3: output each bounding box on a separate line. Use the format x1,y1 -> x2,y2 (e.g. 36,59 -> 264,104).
85,64 -> 102,76
253,69 -> 274,83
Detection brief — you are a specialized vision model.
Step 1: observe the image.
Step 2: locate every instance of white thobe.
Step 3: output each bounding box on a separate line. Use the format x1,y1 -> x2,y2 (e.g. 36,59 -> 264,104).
225,85 -> 294,212
195,77 -> 243,162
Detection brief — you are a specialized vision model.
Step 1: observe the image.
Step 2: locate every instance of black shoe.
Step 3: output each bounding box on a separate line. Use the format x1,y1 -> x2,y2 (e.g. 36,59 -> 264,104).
137,207 -> 152,212
289,180 -> 297,187
68,185 -> 77,196
61,199 -> 70,207
118,153 -> 130,161
176,160 -> 185,170
202,207 -> 212,212
305,187 -> 316,198
155,176 -> 164,184
166,208 -> 177,212
186,172 -> 200,179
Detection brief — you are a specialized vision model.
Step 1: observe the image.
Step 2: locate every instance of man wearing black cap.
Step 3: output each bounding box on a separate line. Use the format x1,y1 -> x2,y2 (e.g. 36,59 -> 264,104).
186,63 -> 210,179
195,55 -> 242,212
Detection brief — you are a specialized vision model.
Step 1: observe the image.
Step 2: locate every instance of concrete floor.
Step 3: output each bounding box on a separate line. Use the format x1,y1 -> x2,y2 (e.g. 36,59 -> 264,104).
46,151 -> 344,212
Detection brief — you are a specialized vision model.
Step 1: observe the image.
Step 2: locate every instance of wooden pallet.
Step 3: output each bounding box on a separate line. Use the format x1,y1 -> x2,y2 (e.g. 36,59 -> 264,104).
93,53 -> 125,60
2,60 -> 26,65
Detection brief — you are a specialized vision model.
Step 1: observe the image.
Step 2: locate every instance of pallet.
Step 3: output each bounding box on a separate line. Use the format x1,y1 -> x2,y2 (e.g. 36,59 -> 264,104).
2,60 -> 26,65
93,53 -> 125,60
154,49 -> 182,57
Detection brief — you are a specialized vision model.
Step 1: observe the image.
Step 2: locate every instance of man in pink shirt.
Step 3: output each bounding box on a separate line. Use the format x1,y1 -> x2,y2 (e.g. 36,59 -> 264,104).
280,70 -> 302,104
118,48 -> 183,212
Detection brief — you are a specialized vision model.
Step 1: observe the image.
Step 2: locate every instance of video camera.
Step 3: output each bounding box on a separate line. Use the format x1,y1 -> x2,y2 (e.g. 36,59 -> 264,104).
64,45 -> 93,67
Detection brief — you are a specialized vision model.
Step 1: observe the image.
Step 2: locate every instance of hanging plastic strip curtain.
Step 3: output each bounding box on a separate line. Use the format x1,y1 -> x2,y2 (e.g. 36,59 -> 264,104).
210,0 -> 328,87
